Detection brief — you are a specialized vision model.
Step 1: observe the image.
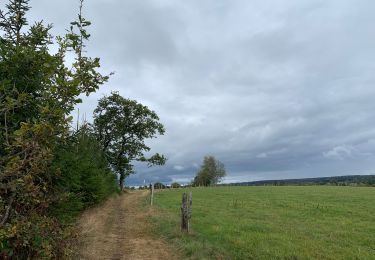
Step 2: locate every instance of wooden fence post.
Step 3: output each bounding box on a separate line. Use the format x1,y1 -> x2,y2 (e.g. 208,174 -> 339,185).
181,192 -> 192,233
150,183 -> 154,206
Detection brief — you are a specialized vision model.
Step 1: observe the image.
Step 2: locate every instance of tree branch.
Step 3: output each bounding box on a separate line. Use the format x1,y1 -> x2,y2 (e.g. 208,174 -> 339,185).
0,195 -> 14,227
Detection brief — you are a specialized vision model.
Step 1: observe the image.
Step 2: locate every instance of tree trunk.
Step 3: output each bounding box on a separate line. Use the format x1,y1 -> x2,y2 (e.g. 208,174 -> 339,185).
119,174 -> 125,190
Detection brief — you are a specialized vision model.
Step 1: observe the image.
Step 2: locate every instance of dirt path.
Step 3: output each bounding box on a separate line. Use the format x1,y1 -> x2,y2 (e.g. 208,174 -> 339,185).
76,191 -> 179,260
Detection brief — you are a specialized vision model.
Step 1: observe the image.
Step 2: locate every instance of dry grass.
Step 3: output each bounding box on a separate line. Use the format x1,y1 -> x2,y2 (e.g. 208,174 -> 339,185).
75,191 -> 179,260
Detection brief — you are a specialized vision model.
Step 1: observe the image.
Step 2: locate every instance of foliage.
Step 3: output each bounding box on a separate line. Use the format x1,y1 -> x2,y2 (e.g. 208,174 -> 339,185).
154,182 -> 166,189
93,92 -> 166,189
0,0 -> 114,257
192,155 -> 226,186
152,186 -> 375,260
138,185 -> 149,190
170,182 -> 181,188
49,126 -> 119,223
225,175 -> 375,187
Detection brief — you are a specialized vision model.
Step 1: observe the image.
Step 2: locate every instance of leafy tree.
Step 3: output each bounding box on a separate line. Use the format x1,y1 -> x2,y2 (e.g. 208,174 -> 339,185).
49,125 -> 119,223
193,156 -> 226,186
171,182 -> 181,188
0,0 -> 109,257
93,92 -> 166,190
154,182 -> 166,189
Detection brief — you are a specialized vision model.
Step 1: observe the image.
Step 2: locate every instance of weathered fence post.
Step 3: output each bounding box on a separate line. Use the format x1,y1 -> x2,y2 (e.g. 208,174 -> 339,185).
150,183 -> 154,206
181,192 -> 192,233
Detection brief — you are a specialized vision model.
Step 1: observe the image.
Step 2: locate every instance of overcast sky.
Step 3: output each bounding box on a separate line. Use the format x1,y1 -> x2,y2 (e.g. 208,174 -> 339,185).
16,0 -> 375,185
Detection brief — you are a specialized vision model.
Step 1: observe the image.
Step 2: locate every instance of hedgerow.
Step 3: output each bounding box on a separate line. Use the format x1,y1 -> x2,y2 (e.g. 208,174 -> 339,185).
0,0 -> 118,258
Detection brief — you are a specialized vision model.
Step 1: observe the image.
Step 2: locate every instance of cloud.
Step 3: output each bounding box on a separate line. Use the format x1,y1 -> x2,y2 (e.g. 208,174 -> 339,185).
10,0 -> 375,185
173,165 -> 185,171
323,145 -> 353,160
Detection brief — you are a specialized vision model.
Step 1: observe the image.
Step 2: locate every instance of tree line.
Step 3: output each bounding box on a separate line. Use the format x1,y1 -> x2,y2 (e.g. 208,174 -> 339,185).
138,156 -> 227,189
223,175 -> 375,187
0,0 -> 164,258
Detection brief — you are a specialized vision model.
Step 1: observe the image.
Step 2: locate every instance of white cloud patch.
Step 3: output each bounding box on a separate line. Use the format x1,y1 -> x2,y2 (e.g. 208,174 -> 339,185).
173,165 -> 185,171
323,145 -> 354,160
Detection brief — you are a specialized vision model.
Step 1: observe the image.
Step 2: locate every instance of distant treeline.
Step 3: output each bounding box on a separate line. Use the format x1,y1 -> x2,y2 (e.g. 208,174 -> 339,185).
222,175 -> 375,187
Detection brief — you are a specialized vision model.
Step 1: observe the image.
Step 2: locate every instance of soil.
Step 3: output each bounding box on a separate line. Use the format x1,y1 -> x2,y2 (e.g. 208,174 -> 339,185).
76,191 -> 179,260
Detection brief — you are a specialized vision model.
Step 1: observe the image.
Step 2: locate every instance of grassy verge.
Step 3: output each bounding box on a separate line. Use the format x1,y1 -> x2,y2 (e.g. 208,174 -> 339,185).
149,186 -> 375,259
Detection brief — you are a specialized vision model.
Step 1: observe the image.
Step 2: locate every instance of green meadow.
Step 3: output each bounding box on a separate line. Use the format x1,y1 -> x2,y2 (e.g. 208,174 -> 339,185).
151,186 -> 375,259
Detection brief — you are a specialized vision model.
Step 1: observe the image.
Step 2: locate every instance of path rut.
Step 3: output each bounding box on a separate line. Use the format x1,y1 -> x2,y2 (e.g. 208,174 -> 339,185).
77,191 -> 178,260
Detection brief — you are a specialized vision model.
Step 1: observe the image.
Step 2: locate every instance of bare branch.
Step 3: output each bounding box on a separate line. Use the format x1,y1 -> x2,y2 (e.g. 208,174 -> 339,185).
0,195 -> 14,227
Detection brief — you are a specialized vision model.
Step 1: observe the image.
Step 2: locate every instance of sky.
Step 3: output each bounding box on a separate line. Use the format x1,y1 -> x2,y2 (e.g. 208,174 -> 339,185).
10,0 -> 375,185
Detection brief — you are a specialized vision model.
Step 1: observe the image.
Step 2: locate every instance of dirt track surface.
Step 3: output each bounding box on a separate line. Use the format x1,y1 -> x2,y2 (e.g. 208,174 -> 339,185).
77,191 -> 178,260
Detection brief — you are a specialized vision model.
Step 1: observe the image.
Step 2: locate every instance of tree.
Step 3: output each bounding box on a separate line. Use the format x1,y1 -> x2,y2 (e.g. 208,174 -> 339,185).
171,182 -> 181,188
193,156 -> 226,186
0,0 -> 109,257
49,125 -> 118,223
154,182 -> 166,189
93,92 -> 166,190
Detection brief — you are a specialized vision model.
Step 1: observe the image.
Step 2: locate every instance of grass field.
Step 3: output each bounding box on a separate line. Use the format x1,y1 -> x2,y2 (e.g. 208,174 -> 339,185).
150,186 -> 375,259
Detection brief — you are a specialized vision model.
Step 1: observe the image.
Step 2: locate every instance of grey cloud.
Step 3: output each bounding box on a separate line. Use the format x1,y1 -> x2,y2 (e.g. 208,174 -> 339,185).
7,0 -> 375,185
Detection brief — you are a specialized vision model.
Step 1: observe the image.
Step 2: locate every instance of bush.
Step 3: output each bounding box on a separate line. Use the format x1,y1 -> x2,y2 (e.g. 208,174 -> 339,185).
154,182 -> 166,189
0,0 -> 114,257
171,182 -> 181,188
49,129 -> 119,223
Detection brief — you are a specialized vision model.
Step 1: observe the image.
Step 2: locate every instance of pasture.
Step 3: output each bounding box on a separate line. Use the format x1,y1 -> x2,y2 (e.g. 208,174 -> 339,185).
151,186 -> 375,259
